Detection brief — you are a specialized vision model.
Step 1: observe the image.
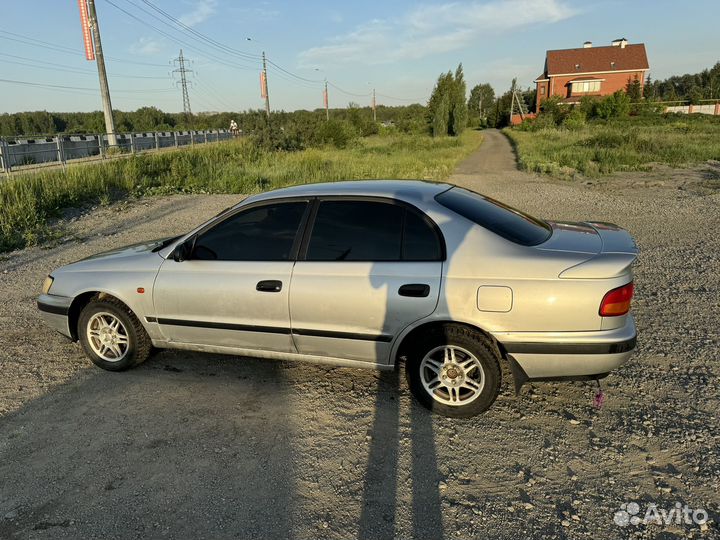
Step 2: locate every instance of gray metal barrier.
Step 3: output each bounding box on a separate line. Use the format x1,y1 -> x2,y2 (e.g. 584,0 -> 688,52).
0,129 -> 234,174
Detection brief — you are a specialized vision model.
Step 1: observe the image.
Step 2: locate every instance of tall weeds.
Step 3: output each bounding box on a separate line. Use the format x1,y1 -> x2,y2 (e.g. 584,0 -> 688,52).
0,132 -> 481,252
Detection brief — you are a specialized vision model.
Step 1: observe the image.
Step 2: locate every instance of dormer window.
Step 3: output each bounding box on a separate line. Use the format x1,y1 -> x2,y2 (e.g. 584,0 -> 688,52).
611,61 -> 616,69
575,64 -> 581,70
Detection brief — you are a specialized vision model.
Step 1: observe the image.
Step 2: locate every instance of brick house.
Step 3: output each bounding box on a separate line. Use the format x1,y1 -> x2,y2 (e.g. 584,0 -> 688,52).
534,38 -> 649,111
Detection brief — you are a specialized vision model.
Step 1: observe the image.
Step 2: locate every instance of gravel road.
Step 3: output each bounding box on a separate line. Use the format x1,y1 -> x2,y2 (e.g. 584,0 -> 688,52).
1,130 -> 719,539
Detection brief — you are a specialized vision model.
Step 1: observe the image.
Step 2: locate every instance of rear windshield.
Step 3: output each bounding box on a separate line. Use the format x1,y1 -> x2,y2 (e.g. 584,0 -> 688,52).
435,187 -> 551,246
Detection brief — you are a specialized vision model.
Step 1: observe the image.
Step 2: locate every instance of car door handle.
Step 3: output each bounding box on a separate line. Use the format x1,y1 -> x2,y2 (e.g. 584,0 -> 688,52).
256,280 -> 282,292
398,284 -> 430,298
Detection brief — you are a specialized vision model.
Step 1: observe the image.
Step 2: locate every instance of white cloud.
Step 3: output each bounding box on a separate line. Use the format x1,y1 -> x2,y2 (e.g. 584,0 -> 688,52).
231,2 -> 280,21
130,37 -> 163,56
179,0 -> 218,27
299,0 -> 577,66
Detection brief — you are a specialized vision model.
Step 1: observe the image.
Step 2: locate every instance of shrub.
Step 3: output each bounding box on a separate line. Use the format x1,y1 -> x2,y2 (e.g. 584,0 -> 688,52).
595,91 -> 631,120
562,109 -> 586,130
313,119 -> 359,149
539,95 -> 565,124
530,114 -> 558,131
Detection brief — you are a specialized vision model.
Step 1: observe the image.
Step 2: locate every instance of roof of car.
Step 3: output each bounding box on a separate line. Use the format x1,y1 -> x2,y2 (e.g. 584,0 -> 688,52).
245,180 -> 452,204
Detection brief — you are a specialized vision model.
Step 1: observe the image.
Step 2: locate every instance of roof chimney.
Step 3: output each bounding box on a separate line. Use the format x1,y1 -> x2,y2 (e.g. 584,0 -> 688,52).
612,38 -> 628,48
583,41 -> 592,48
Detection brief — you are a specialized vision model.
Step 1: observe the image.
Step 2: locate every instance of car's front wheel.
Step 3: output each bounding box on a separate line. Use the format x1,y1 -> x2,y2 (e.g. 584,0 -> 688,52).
78,296 -> 152,371
405,325 -> 501,418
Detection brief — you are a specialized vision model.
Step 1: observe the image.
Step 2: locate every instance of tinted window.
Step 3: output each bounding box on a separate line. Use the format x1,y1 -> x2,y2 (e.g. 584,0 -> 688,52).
435,188 -> 551,246
403,209 -> 442,260
193,202 -> 306,261
307,201 -> 403,261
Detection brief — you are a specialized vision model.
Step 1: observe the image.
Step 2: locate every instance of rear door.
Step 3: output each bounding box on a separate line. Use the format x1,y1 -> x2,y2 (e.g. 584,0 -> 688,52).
153,199 -> 309,352
289,198 -> 443,365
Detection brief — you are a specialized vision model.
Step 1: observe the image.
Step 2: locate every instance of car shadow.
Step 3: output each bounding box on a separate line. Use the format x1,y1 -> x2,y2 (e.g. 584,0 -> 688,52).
0,351 -> 297,539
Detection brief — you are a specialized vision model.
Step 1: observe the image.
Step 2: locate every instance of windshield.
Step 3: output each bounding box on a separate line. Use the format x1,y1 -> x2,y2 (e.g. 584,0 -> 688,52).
435,187 -> 551,246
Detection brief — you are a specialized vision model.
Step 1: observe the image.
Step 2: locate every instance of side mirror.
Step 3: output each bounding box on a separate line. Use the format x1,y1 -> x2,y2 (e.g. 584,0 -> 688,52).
171,239 -> 193,262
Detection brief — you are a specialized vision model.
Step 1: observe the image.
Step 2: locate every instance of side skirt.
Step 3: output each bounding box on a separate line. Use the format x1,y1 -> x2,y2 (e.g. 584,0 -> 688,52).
151,340 -> 395,371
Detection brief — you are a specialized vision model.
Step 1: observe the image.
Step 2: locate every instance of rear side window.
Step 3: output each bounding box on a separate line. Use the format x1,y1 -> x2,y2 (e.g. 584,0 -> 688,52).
435,188 -> 551,246
403,209 -> 442,260
193,201 -> 307,261
306,200 -> 443,261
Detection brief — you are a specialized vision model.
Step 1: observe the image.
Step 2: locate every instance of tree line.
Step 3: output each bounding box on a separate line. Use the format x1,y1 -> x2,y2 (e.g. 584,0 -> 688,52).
0,104 -> 427,138
644,61 -> 720,103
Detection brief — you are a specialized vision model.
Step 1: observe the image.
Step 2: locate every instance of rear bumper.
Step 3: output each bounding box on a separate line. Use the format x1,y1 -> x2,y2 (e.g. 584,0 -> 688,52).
37,294 -> 73,339
495,316 -> 636,380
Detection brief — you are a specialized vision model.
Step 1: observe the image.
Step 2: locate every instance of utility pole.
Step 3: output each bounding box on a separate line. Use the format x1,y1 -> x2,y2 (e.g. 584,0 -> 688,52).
324,79 -> 329,121
261,52 -> 270,118
372,88 -> 377,122
173,49 -> 193,123
85,0 -> 117,148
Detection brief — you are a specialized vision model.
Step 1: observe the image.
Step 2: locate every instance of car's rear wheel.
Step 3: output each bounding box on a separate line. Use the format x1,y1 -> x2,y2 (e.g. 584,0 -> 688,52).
78,296 -> 151,371
405,325 -> 501,418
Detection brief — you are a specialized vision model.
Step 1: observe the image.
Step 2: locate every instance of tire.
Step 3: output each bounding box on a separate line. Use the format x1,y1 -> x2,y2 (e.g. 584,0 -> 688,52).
78,296 -> 152,371
405,324 -> 501,418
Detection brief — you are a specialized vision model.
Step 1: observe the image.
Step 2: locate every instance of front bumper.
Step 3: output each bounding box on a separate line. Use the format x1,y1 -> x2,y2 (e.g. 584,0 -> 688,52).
495,316 -> 637,384
37,294 -> 73,339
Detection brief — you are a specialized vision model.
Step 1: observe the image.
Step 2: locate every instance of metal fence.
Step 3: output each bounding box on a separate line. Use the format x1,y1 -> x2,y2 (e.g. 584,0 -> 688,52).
0,129 -> 234,174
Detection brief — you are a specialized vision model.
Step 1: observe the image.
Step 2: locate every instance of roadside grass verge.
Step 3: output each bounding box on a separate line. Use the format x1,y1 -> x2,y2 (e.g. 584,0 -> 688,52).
505,114 -> 720,177
0,131 -> 482,252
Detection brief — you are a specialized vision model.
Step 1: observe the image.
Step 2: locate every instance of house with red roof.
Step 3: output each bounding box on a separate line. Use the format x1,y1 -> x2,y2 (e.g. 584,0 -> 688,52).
534,38 -> 649,111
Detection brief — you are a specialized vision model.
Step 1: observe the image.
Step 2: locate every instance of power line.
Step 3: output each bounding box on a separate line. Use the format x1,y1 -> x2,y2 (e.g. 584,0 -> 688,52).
1,17 -> 425,112
376,92 -> 426,103
266,60 -> 324,85
0,77 -> 174,93
136,0 -> 261,61
0,52 -> 167,79
328,81 -> 371,98
194,78 -> 237,112
101,0 -> 258,72
0,28 -> 170,68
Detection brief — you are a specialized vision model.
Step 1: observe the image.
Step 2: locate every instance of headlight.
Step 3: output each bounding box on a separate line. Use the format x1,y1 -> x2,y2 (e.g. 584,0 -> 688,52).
42,275 -> 54,295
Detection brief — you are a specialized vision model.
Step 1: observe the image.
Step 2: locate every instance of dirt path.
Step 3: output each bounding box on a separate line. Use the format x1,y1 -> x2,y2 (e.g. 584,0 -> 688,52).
1,146 -> 719,538
451,128 -> 518,176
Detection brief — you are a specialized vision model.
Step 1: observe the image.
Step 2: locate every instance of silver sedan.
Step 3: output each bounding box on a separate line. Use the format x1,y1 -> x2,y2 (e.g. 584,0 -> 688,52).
38,181 -> 638,417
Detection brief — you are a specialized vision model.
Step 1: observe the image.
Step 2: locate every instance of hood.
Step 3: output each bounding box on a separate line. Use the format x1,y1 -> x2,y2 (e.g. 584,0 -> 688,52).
80,236 -> 179,262
54,237 -> 179,275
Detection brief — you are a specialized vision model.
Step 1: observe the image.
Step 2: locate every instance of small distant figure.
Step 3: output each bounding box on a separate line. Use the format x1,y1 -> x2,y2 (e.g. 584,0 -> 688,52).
229,119 -> 239,136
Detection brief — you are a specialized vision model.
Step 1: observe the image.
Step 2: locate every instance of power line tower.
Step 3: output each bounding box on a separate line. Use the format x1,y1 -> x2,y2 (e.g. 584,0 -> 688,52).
172,49 -> 193,120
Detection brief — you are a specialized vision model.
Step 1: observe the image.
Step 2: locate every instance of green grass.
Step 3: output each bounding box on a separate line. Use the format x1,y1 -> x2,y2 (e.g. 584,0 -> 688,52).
0,131 -> 482,253
506,114 -> 720,177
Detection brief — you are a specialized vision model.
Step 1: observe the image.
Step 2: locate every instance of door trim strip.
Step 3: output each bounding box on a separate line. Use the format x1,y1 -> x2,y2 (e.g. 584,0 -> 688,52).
151,317 -> 393,342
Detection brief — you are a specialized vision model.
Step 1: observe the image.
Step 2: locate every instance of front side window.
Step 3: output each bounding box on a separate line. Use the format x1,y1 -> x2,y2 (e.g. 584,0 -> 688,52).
435,187 -> 551,246
193,201 -> 307,261
306,200 -> 442,261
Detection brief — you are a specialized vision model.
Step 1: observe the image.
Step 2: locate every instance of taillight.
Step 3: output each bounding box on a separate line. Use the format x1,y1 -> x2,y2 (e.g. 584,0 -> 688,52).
599,282 -> 634,317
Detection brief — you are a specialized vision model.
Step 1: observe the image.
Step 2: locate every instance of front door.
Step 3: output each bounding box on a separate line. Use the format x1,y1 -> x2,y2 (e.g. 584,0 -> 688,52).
153,200 -> 309,352
289,199 -> 443,364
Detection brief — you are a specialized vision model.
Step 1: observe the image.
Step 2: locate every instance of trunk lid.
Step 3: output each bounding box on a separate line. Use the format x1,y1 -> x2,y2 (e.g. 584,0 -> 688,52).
536,221 -> 638,279
537,221 -> 638,256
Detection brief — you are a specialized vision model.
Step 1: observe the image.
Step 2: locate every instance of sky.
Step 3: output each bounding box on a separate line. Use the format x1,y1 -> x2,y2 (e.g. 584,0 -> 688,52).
0,0 -> 718,114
